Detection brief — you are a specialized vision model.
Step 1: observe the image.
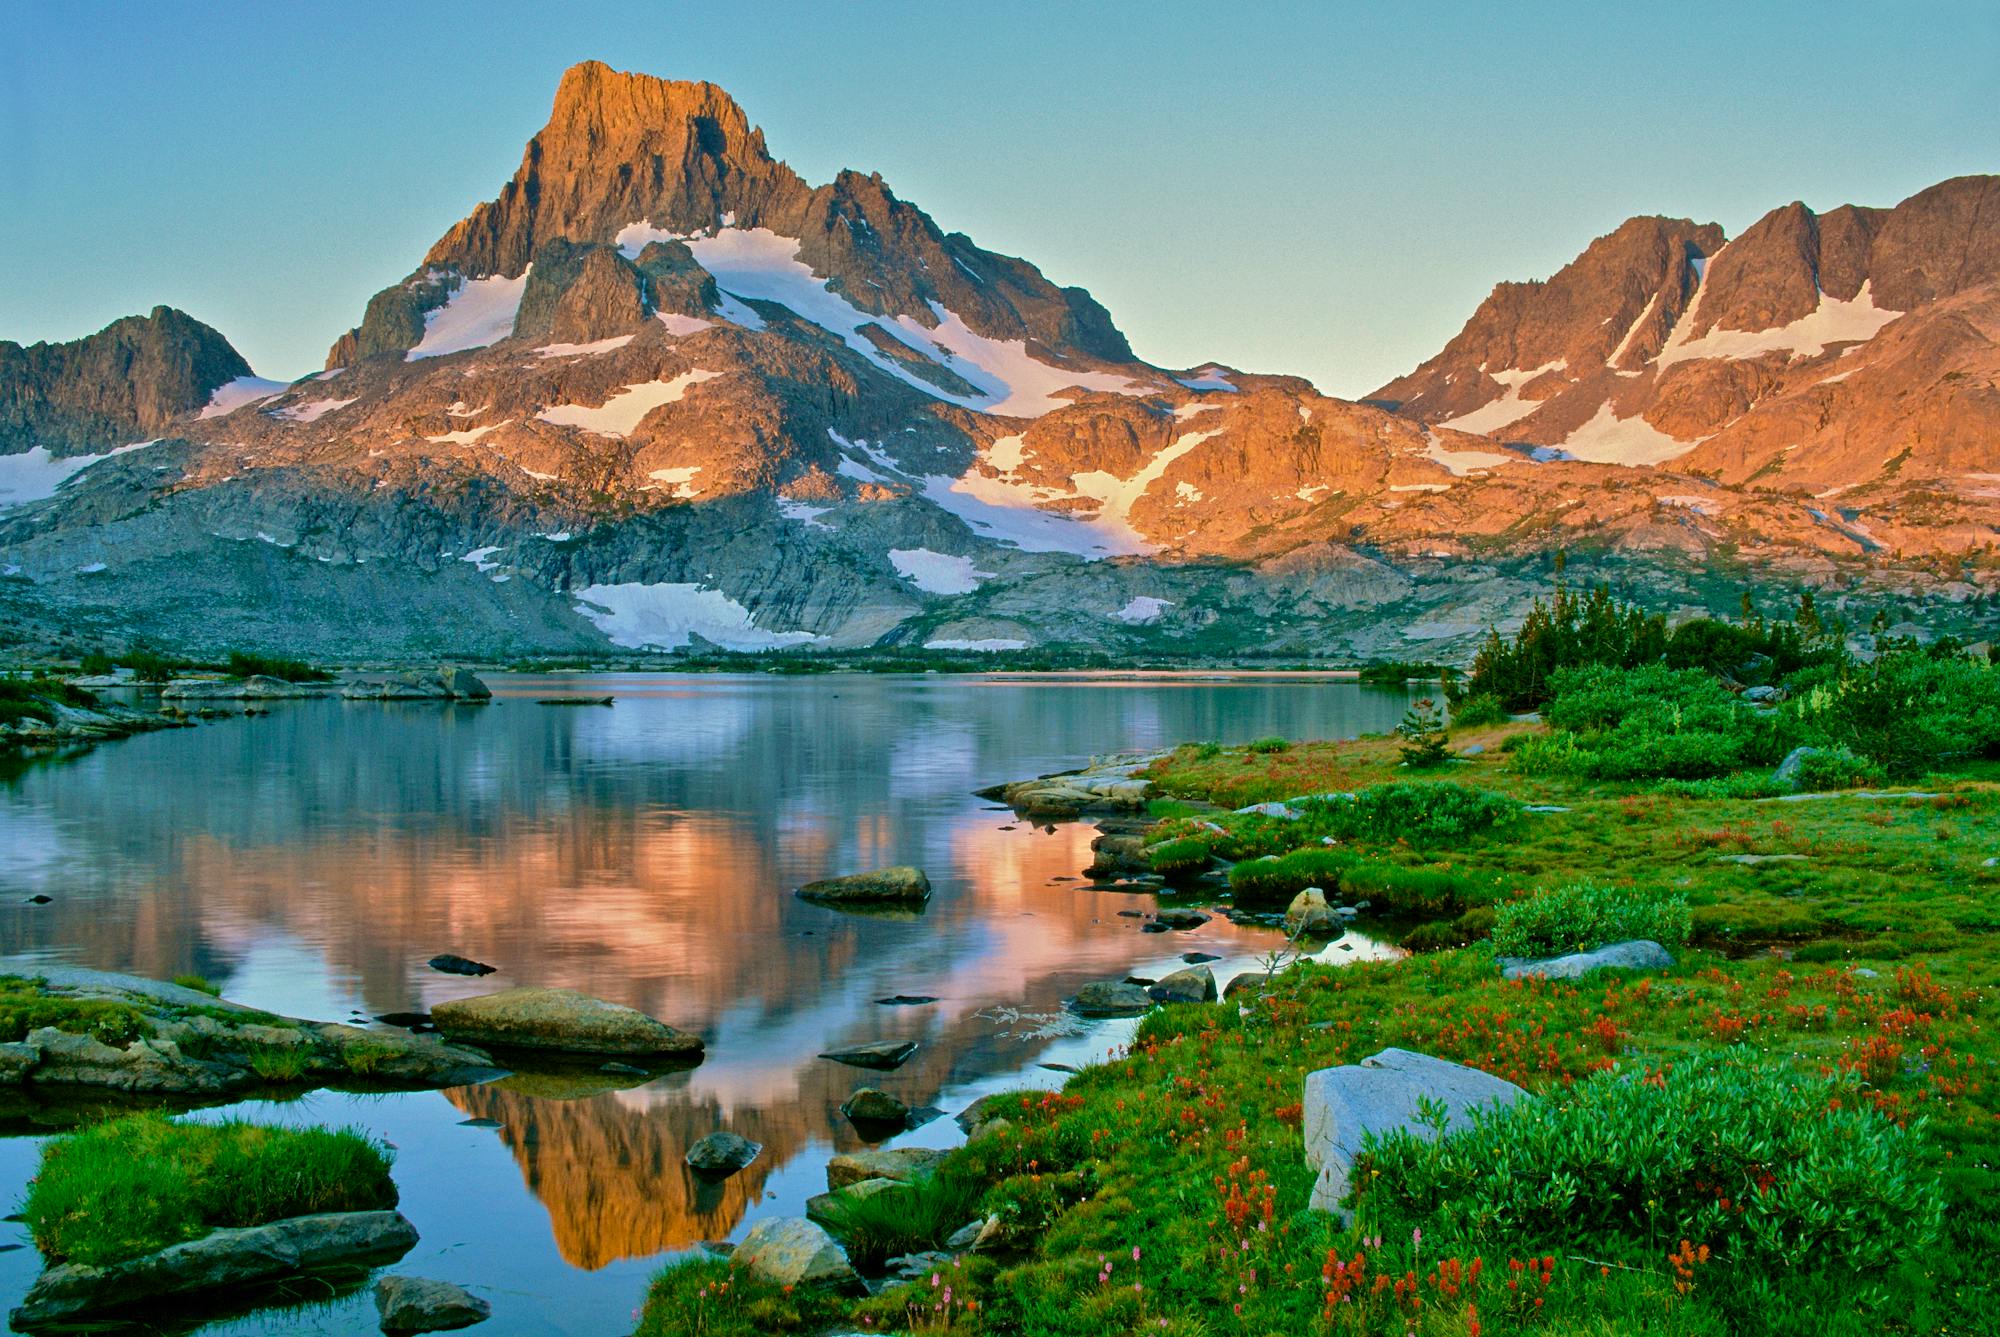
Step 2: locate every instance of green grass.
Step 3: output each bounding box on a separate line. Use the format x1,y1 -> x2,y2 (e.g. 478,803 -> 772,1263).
171,973 -> 221,997
0,676 -> 99,727
0,976 -> 151,1046
24,1114 -> 396,1267
816,1169 -> 987,1270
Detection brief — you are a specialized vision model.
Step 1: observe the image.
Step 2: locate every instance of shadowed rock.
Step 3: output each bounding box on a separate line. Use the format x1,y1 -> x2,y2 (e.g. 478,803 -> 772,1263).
430,987 -> 703,1057
375,1275 -> 491,1332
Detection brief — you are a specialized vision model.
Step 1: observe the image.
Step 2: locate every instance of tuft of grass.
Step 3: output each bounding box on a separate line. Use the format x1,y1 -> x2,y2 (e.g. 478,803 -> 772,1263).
24,1114 -> 395,1267
246,1045 -> 312,1083
1491,880 -> 1692,958
171,973 -> 221,997
635,1258 -> 844,1336
815,1169 -> 987,1271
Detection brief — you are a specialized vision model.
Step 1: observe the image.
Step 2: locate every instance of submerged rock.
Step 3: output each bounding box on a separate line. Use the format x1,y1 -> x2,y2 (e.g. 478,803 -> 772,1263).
9,1210 -> 419,1328
429,987 -> 703,1057
1304,1048 -> 1529,1221
732,1217 -> 861,1292
796,866 -> 932,906
1068,981 -> 1153,1016
840,1087 -> 911,1126
1152,907 -> 1211,930
426,954 -> 495,977
819,1039 -> 918,1070
375,1275 -> 491,1332
685,1131 -> 762,1176
1498,939 -> 1675,980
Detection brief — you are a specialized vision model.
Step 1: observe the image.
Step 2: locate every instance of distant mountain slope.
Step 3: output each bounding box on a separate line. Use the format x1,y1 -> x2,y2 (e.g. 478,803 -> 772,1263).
0,65 -> 1992,660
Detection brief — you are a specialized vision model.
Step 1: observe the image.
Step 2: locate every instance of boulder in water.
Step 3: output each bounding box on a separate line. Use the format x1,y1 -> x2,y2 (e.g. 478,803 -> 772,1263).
375,1275 -> 491,1332
796,866 -> 931,906
429,987 -> 703,1057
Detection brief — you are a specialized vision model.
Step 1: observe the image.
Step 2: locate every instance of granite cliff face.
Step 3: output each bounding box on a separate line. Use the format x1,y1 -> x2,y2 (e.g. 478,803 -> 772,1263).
0,64 -> 1993,660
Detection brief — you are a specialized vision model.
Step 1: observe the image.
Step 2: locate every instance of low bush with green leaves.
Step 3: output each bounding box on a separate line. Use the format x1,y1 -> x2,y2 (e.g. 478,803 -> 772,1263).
1146,836 -> 1213,880
24,1114 -> 396,1266
1784,648 -> 2000,779
1244,735 -> 1290,754
1490,880 -> 1691,958
224,650 -> 333,683
1789,744 -> 1886,792
1354,1054 -> 1944,1319
1513,663 -> 1781,781
1313,780 -> 1522,845
1228,848 -> 1352,907
1446,692 -> 1510,728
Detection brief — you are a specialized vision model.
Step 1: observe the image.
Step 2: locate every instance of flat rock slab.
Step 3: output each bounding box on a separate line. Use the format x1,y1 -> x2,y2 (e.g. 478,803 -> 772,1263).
733,1216 -> 861,1293
10,1210 -> 418,1327
1498,939 -> 1674,981
1069,981 -> 1153,1016
826,1145 -> 948,1190
430,988 -> 702,1057
819,1040 -> 918,1070
376,1275 -> 490,1332
797,867 -> 931,906
1305,1048 -> 1528,1220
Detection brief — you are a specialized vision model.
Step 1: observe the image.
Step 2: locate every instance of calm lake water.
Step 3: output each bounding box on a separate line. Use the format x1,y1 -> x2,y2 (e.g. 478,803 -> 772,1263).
0,672 -> 1417,1335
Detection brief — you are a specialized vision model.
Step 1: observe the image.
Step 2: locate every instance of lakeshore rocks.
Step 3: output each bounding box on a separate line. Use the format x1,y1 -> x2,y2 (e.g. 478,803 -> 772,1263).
826,1145 -> 948,1189
9,1210 -> 420,1328
1152,907 -> 1210,929
976,756 -> 1161,819
796,866 -> 932,907
427,954 -> 495,977
1223,969 -> 1277,1000
429,987 -> 703,1057
160,675 -> 324,700
1069,981 -> 1153,1016
732,1217 -> 862,1292
1498,939 -> 1675,980
1284,887 -> 1343,936
341,668 -> 491,701
685,1131 -> 763,1176
1304,1048 -> 1530,1220
1147,966 -> 1218,1004
819,1039 -> 918,1070
375,1275 -> 491,1332
840,1087 -> 911,1126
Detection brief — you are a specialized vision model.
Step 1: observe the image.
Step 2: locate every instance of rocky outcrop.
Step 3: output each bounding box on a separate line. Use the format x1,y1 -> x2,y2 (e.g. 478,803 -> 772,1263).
1069,981 -> 1153,1016
375,1275 -> 491,1333
824,1145 -> 948,1189
806,1175 -> 909,1227
978,756 -> 1158,819
1304,1048 -> 1529,1219
161,675 -> 328,700
1497,939 -> 1674,980
839,1087 -> 910,1126
0,306 -> 252,454
10,1210 -> 419,1328
1283,887 -> 1345,936
796,867 -> 931,907
340,668 -> 491,701
429,987 -> 704,1057
1146,965 -> 1216,1004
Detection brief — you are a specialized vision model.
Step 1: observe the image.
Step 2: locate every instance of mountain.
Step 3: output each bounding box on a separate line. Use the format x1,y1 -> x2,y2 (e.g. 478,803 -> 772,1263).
0,63 -> 1993,661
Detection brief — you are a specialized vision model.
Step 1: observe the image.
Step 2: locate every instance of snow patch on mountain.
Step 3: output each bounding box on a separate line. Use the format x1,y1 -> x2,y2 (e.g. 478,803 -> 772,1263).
537,370 -> 726,437
656,313 -> 714,337
777,497 -> 833,529
0,441 -> 159,508
1175,367 -> 1237,392
573,581 -> 823,651
888,548 -> 993,595
1545,402 -> 1700,467
268,397 -> 356,423
535,335 -> 635,357
646,465 -> 703,498
923,638 -> 1027,652
1423,435 -> 1518,476
1434,361 -> 1566,436
199,375 -> 289,419
407,270 -> 532,360
426,419 -> 510,445
1656,281 -> 1902,368
1111,596 -> 1171,624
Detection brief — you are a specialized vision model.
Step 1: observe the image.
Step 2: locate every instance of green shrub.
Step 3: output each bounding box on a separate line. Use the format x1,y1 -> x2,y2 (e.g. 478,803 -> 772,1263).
1354,1055 -> 1944,1304
1790,745 -> 1886,792
1147,836 -> 1213,880
1518,663 -> 1780,780
1399,921 -> 1463,953
636,1257 -> 842,1337
1358,660 -> 1443,684
1339,861 -> 1492,916
1465,584 -> 1669,711
0,676 -> 100,727
1303,781 -> 1521,845
78,651 -> 114,675
815,1169 -> 986,1270
171,973 -> 221,997
1447,693 -> 1509,728
1395,698 -> 1450,768
24,1114 -> 395,1267
1785,649 -> 2000,778
225,650 -> 333,683
1490,880 -> 1691,958
1228,848 -> 1352,907
1245,735 -> 1291,754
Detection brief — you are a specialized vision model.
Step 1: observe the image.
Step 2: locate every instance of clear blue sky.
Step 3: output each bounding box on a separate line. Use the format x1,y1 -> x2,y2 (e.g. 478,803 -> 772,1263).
3,1 -> 1994,397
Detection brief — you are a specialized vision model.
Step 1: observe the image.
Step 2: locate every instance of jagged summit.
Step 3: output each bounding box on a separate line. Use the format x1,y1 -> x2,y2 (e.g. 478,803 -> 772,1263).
327,62 -> 1132,370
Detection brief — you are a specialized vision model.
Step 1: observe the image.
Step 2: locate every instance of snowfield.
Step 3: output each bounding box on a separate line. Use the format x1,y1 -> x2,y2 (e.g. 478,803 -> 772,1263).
1549,402 -> 1701,467
199,375 -> 289,419
268,397 -> 357,423
1658,280 -> 1900,368
888,548 -> 994,595
573,581 -> 823,651
1111,596 -> 1172,624
0,441 -> 158,508
1434,360 -> 1567,437
923,638 -> 1028,652
407,270 -> 532,360
537,370 -> 726,437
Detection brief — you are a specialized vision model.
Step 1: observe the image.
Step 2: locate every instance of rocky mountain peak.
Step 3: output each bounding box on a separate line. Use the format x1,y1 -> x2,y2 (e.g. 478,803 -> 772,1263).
0,306 -> 251,454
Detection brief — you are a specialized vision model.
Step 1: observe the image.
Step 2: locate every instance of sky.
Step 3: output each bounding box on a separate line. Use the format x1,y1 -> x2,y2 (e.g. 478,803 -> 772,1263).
2,1 -> 1995,399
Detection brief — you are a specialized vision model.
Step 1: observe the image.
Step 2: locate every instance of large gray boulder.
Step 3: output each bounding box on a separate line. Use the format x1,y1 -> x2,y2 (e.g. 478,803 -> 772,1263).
1284,887 -> 1342,936
1069,981 -> 1153,1016
796,867 -> 932,906
429,987 -> 702,1057
1304,1048 -> 1529,1221
10,1211 -> 419,1327
1773,745 -> 1820,790
731,1217 -> 861,1292
1498,939 -> 1674,981
375,1275 -> 491,1332
826,1145 -> 948,1189
1147,966 -> 1217,1004
685,1131 -> 762,1176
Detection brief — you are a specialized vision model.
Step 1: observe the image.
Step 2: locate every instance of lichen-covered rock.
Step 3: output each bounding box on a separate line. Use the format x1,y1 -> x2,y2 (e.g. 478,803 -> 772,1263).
429,987 -> 702,1056
1284,887 -> 1342,936
685,1131 -> 762,1175
1304,1048 -> 1529,1220
825,1144 -> 948,1189
375,1275 -> 491,1332
1498,939 -> 1674,981
796,867 -> 931,906
731,1217 -> 861,1293
9,1210 -> 420,1327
